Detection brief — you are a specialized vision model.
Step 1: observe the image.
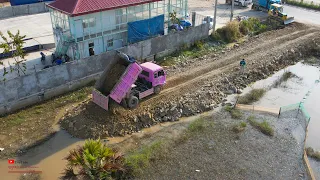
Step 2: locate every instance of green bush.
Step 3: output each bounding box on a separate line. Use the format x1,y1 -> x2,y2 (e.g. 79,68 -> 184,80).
224,105 -> 243,119
212,18 -> 268,43
211,21 -> 241,43
239,18 -> 268,35
286,0 -> 320,10
239,20 -> 250,35
238,89 -> 266,104
248,119 -> 274,136
194,40 -> 205,49
211,31 -> 222,41
224,21 -> 242,43
230,109 -> 243,119
62,139 -> 127,180
232,122 -> 247,133
240,122 -> 247,128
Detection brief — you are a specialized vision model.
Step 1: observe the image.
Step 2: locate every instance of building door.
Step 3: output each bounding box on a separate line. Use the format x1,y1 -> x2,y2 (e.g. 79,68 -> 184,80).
106,38 -> 114,51
89,42 -> 95,56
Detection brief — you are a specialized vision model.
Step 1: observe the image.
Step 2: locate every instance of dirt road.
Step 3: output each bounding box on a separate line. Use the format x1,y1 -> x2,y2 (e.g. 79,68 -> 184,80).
61,22 -> 320,139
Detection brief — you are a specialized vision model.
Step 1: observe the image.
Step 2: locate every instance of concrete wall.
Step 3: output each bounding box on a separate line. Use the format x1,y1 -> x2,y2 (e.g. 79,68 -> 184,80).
0,1 -> 50,19
0,23 -> 210,115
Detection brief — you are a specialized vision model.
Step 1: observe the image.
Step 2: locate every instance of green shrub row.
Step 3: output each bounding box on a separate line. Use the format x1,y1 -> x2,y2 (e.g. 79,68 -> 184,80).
211,18 -> 268,43
286,0 -> 320,11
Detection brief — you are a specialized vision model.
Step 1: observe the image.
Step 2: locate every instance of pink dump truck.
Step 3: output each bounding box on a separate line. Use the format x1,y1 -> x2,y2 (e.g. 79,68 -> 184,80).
92,51 -> 166,111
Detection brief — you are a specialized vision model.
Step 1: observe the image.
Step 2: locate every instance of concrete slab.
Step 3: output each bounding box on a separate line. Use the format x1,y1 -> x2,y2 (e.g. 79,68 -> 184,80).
0,12 -> 53,43
0,48 -> 55,81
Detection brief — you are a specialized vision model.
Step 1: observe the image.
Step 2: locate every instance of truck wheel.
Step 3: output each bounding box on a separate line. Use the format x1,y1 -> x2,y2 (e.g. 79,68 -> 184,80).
154,86 -> 162,94
127,96 -> 139,109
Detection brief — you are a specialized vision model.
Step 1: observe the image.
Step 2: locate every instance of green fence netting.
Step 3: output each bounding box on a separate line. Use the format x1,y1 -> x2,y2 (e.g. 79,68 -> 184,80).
300,104 -> 311,124
279,102 -> 311,124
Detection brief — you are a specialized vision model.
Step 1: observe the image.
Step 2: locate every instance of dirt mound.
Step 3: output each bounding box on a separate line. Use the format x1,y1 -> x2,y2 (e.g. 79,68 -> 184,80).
61,23 -> 320,139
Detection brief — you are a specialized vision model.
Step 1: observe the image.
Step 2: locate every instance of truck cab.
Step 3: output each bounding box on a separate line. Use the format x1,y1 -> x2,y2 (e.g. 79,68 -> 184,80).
252,0 -> 281,11
138,62 -> 166,90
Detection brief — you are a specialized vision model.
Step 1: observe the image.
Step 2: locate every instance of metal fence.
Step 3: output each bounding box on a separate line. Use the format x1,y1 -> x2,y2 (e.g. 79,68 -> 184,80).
278,102 -> 311,125
192,12 -> 208,27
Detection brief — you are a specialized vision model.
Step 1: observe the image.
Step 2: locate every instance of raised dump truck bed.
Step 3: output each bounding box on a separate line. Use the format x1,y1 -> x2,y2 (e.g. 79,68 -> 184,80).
92,51 -> 166,111
110,62 -> 142,103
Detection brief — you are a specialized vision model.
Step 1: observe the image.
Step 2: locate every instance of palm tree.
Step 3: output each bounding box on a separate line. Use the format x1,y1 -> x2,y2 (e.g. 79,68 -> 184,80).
62,139 -> 127,180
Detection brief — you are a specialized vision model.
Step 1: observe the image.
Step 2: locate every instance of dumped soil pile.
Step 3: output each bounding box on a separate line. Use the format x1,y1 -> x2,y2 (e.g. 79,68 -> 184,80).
60,23 -> 320,139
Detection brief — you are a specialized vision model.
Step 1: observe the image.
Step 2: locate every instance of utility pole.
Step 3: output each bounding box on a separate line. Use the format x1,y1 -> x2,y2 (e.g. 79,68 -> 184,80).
213,0 -> 218,31
230,0 -> 234,22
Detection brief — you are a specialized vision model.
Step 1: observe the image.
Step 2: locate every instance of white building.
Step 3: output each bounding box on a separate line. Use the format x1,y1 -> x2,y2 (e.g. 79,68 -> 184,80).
47,0 -> 188,60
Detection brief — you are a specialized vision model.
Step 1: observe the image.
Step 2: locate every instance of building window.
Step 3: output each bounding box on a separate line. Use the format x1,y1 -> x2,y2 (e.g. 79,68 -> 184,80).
107,39 -> 114,47
89,18 -> 96,27
83,18 -> 96,29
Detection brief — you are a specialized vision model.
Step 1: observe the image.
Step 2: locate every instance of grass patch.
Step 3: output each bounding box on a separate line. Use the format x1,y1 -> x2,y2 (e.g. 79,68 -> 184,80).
125,140 -> 165,175
272,71 -> 297,88
0,85 -> 93,129
248,117 -> 274,136
225,105 -> 243,119
232,122 -> 247,133
286,0 -> 320,11
187,118 -> 206,133
230,109 -> 243,119
247,115 -> 256,122
176,117 -> 214,145
306,147 -> 320,161
157,40 -> 226,66
240,122 -> 247,127
237,89 -> 266,104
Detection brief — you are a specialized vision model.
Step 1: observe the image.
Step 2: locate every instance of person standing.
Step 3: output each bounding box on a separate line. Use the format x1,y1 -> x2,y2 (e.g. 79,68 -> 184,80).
240,59 -> 246,74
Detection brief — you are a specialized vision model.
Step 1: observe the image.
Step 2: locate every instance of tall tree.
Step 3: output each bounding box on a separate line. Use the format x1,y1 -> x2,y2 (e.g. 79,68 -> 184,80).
0,30 -> 26,81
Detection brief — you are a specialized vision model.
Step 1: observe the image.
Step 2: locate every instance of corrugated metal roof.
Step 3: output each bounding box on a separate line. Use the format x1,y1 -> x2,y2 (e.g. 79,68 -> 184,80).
47,0 -> 162,17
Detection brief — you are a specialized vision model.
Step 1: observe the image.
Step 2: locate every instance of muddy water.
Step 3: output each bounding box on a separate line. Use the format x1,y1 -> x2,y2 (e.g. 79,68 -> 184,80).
0,115 -> 202,180
248,62 -> 320,150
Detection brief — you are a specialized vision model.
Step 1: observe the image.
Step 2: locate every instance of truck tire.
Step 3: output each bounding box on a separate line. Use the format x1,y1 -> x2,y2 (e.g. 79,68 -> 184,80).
127,96 -> 139,109
154,85 -> 162,94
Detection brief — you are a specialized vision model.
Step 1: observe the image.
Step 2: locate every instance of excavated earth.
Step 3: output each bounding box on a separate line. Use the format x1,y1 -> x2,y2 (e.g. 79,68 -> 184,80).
60,23 -> 320,138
